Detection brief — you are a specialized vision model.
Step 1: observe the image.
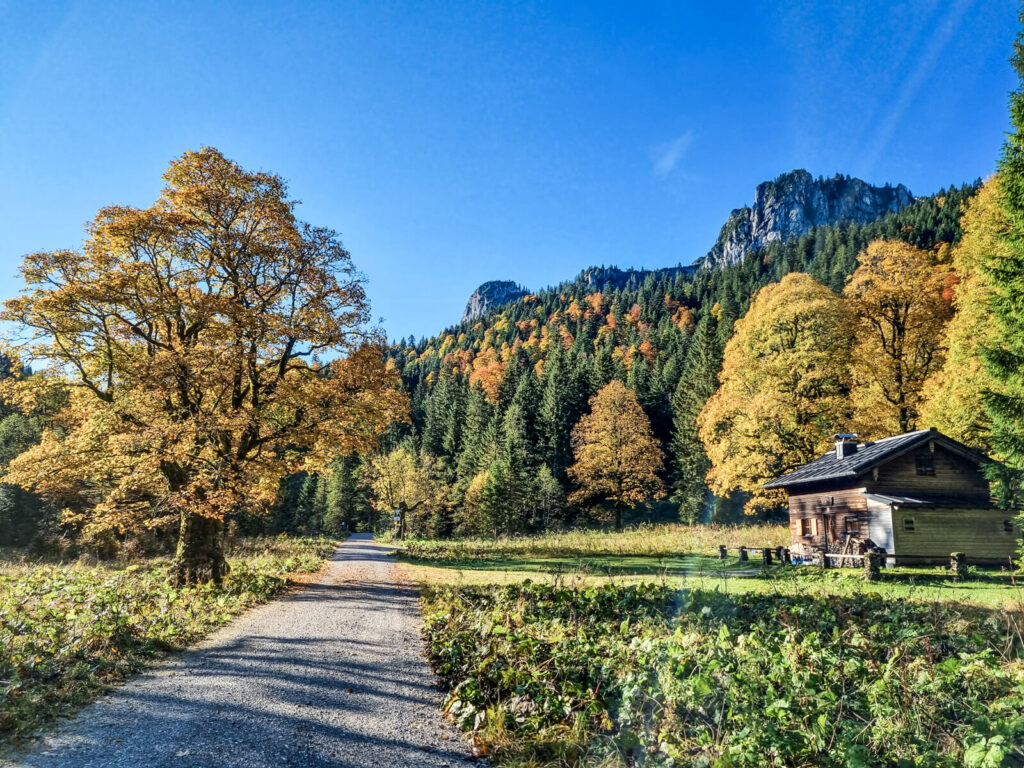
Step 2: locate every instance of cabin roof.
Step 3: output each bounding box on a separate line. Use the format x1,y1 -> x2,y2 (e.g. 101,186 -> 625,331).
763,428 -> 987,490
862,492 -> 994,508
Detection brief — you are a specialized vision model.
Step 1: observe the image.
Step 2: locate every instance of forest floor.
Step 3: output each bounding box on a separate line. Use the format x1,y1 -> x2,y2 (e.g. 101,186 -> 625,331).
2,535 -> 471,768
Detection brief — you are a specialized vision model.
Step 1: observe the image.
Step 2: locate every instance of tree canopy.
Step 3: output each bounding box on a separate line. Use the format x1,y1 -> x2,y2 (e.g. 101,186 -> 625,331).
568,380 -> 665,529
698,273 -> 850,516
844,240 -> 953,438
1,148 -> 406,582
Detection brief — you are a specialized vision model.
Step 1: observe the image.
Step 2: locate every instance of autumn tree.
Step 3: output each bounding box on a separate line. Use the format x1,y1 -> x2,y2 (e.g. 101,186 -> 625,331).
366,446 -> 435,539
921,180 -> 1006,448
1,148 -> 406,583
844,240 -> 953,437
568,380 -> 665,530
698,273 -> 850,516
983,25 -> 1024,489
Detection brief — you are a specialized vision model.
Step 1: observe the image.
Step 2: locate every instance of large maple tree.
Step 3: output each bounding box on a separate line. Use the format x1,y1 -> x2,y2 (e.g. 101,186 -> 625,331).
2,148 -> 407,584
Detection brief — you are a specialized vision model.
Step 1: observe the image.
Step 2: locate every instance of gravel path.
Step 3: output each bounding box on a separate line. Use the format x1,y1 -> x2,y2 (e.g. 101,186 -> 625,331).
3,535 -> 471,768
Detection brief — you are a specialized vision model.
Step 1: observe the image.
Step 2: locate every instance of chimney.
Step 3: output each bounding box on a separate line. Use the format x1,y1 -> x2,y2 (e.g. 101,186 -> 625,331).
834,433 -> 858,460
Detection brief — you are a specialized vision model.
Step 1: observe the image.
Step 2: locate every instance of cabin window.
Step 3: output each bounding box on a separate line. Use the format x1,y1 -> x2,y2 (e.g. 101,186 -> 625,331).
903,518 -> 916,532
915,453 -> 935,476
801,518 -> 817,537
844,516 -> 861,536
1004,520 -> 1014,534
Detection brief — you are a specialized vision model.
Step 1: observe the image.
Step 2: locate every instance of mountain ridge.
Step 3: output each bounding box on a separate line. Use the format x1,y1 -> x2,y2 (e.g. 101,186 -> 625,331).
701,170 -> 913,269
456,170 -> 913,326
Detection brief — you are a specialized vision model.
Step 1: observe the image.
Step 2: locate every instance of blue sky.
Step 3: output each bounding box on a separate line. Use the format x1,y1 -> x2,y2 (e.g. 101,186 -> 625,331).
0,1 -> 1017,340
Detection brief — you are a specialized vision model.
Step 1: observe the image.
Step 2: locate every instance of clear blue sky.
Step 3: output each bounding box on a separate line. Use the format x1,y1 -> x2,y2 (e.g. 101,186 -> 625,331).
0,1 -> 1017,340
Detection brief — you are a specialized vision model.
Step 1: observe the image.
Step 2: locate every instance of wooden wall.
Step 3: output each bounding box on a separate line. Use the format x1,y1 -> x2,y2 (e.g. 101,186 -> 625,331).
867,443 -> 990,503
889,507 -> 1018,564
788,487 -> 867,549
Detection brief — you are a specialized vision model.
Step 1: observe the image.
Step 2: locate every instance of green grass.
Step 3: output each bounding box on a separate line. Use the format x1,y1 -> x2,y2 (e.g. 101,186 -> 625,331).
401,523 -> 791,561
0,536 -> 338,743
396,524 -> 1024,607
423,581 -> 1024,768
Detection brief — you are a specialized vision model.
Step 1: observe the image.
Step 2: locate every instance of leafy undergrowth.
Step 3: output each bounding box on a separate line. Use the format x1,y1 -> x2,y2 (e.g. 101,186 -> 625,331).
403,523 -> 790,562
422,582 -> 1024,767
0,536 -> 337,742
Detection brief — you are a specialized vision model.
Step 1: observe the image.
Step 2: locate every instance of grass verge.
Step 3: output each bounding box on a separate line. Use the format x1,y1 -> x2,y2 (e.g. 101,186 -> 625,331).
401,523 -> 791,561
422,581 -> 1024,768
0,535 -> 337,743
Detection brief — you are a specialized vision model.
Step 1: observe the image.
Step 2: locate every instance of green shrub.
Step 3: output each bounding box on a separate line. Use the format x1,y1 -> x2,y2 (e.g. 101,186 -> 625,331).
423,582 -> 1024,767
0,536 -> 336,741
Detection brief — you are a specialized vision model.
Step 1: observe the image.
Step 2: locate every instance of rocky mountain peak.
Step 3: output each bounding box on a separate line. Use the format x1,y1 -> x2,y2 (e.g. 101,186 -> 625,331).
462,280 -> 529,324
701,170 -> 913,269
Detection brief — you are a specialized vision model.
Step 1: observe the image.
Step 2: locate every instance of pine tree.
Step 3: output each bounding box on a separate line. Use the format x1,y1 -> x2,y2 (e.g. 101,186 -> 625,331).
421,366 -> 462,464
294,472 -> 320,533
983,20 -> 1024,481
496,354 -> 526,417
539,344 -> 579,479
533,465 -> 566,530
456,383 -> 495,482
324,453 -> 371,534
506,370 -> 541,466
671,314 -> 721,523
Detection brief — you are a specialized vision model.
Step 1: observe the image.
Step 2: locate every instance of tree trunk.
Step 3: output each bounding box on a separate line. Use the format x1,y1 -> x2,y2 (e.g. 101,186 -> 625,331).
171,509 -> 228,586
614,501 -> 623,531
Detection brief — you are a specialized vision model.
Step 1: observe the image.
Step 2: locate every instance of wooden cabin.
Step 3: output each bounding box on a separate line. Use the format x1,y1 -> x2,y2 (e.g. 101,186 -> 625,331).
764,428 -> 1019,565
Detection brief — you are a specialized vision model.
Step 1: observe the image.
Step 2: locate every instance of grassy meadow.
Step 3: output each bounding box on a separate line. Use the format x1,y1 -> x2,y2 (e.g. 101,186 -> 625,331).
395,523 -> 1024,607
399,524 -> 1024,767
0,536 -> 338,743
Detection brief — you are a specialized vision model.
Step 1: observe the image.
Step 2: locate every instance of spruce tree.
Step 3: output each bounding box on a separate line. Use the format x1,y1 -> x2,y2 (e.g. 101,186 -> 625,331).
983,22 -> 1024,483
539,344 -> 577,479
421,366 -> 460,461
325,453 -> 370,534
294,472 -> 319,533
670,314 -> 721,523
456,383 -> 495,482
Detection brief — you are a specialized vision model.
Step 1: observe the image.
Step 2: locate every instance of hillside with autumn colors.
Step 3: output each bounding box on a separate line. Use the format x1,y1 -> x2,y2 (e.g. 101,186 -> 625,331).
362,179 -> 974,532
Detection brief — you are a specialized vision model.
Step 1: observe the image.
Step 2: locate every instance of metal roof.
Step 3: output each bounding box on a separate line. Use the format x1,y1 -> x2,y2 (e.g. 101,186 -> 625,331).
863,493 -> 994,509
763,428 -> 987,490
862,493 -> 936,506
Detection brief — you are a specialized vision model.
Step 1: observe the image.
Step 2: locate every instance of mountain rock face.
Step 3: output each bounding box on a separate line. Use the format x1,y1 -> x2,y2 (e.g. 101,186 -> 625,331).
701,170 -> 913,269
462,280 -> 529,323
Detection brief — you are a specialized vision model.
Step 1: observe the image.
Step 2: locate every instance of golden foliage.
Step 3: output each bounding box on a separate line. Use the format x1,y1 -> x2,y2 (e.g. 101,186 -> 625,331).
921,179 -> 1007,449
698,273 -> 850,516
844,240 -> 953,438
568,380 -> 665,527
1,147 -> 407,538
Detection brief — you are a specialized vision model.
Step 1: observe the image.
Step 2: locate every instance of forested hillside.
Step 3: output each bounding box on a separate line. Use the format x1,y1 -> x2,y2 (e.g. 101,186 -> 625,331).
370,182 -> 977,535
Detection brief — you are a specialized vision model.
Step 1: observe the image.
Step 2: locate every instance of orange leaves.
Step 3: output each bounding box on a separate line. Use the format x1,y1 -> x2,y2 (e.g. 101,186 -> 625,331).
568,381 -> 665,519
672,306 -> 694,332
469,351 -> 505,403
1,147 -> 409,537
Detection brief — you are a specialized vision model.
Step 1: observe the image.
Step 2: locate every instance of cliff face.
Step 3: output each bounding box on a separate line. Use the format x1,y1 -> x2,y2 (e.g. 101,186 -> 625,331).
701,170 -> 913,268
462,280 -> 529,323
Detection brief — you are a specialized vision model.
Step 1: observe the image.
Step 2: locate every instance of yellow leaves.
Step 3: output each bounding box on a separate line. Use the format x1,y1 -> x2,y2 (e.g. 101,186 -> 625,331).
844,240 -> 953,438
920,178 -> 1007,449
1,147 -> 408,537
698,274 -> 850,515
568,381 -> 665,515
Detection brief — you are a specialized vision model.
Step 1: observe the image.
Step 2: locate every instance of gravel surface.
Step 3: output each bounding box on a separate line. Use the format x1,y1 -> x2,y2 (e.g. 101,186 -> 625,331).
3,535 -> 472,768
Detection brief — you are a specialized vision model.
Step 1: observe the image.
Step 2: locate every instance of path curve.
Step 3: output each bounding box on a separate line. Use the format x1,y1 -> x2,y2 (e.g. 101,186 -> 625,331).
3,535 -> 470,768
